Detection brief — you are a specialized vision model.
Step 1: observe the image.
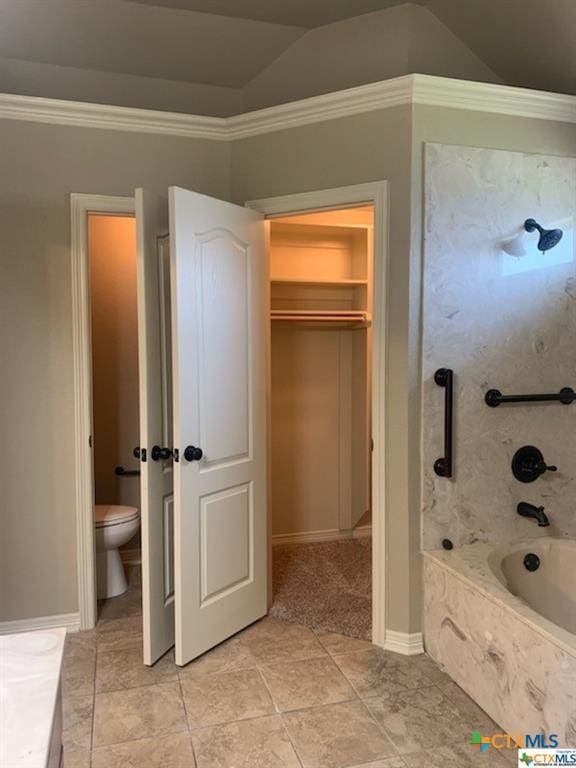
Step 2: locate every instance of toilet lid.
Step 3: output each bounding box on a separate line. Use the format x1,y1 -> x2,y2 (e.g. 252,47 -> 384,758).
95,505 -> 139,527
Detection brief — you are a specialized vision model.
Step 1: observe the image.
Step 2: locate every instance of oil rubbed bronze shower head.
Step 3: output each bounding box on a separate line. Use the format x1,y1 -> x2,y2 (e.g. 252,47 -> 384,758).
524,218 -> 563,253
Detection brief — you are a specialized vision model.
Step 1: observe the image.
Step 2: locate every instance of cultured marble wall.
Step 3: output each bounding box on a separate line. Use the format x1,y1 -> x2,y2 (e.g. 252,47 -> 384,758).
422,143 -> 576,549
423,555 -> 576,742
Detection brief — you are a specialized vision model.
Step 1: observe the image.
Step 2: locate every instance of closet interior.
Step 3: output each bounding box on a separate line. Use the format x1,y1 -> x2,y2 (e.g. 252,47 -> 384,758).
268,205 -> 374,639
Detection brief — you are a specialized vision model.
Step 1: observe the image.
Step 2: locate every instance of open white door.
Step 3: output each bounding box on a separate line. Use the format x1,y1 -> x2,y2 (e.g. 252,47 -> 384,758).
169,187 -> 268,667
135,189 -> 175,665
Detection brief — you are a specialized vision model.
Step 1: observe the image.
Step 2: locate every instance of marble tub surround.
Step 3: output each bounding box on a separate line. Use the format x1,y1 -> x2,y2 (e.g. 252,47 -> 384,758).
61,604 -> 502,767
423,551 -> 576,746
423,143 -> 576,549
426,537 -> 576,654
0,627 -> 66,768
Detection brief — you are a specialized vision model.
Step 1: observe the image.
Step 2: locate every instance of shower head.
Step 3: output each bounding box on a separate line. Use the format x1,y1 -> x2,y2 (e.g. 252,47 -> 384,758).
524,218 -> 563,253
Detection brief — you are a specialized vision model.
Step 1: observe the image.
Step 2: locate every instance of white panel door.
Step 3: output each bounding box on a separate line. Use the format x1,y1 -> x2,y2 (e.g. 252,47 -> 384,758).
135,190 -> 175,665
169,187 -> 268,667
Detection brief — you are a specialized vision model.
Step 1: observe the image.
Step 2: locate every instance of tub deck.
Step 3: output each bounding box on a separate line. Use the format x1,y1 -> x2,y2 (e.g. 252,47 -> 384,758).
423,540 -> 576,744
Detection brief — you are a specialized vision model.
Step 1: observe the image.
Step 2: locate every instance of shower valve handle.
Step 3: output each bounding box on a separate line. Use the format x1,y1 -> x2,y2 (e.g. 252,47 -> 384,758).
512,446 -> 557,483
536,461 -> 557,475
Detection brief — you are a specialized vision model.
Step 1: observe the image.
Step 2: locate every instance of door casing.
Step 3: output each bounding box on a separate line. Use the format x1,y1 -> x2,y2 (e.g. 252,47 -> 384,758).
71,193 -> 136,630
247,182 -> 389,648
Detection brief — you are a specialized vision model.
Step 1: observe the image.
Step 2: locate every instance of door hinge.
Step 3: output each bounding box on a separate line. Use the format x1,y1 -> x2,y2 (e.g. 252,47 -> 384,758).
173,448 -> 180,463
89,435 -> 92,448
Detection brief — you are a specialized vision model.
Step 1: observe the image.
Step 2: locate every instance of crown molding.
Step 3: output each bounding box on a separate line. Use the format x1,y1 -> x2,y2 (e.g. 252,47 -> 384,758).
1,74 -> 575,141
0,93 -> 229,140
412,74 -> 576,124
227,75 -> 414,139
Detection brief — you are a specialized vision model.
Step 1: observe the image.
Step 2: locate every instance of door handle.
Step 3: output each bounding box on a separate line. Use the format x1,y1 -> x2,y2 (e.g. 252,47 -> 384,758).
151,445 -> 172,461
184,445 -> 203,462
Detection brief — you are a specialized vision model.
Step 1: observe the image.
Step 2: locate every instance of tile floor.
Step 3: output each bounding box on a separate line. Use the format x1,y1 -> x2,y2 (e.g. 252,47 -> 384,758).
63,566 -> 514,768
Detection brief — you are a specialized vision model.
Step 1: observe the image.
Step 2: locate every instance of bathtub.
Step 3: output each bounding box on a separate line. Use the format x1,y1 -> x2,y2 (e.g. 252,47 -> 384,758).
491,538 -> 576,636
423,538 -> 576,745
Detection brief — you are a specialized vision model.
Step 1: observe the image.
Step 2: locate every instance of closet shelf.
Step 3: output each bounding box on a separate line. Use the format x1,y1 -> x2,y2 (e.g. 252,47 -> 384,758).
271,278 -> 368,287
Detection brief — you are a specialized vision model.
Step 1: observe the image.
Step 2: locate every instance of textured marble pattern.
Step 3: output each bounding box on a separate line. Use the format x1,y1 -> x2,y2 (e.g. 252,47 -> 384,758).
423,553 -> 576,745
63,693 -> 94,752
259,656 -> 356,712
192,714 -> 300,768
365,686 -> 489,755
181,668 -> 275,728
282,700 -> 396,768
332,648 -> 444,697
91,732 -> 196,768
0,628 -> 66,768
424,539 -> 576,655
423,143 -> 576,549
96,646 -> 177,692
93,681 -> 188,746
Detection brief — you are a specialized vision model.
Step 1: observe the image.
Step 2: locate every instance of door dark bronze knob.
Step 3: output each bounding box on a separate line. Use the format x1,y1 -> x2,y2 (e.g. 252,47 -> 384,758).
184,445 -> 203,462
151,445 -> 172,461
133,446 -> 141,459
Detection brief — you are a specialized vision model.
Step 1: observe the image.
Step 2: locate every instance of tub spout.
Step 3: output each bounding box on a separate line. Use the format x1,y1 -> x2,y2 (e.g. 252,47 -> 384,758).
517,502 -> 549,527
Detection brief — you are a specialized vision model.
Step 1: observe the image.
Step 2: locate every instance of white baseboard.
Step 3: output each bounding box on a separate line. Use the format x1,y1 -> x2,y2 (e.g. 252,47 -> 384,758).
272,525 -> 372,546
385,630 -> 424,656
0,612 -> 80,636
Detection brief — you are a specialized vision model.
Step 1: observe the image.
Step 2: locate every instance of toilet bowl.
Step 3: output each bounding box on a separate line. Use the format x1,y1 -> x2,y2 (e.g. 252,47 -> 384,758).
95,505 -> 140,600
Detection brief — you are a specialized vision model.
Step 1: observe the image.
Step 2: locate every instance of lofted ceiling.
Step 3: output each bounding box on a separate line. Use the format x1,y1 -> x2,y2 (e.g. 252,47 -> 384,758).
427,0 -> 576,98
125,0 -> 425,28
0,0 -> 305,88
0,0 -> 574,115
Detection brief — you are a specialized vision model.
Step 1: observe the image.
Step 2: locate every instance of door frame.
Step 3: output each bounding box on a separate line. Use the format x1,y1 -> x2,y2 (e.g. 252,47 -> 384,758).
70,193 -> 136,630
247,182 -> 389,648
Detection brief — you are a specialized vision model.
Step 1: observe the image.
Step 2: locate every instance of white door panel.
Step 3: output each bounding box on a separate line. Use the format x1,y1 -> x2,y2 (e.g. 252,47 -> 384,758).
135,190 -> 174,665
169,187 -> 268,667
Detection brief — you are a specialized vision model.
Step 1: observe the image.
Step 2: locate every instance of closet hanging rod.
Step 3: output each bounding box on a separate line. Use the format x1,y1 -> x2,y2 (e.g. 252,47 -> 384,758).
271,316 -> 369,322
485,387 -> 575,407
271,309 -> 366,314
271,311 -> 369,325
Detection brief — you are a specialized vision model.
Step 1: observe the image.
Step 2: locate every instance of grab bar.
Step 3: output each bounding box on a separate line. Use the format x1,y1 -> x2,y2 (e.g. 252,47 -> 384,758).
114,466 -> 141,477
434,368 -> 454,478
485,387 -> 575,407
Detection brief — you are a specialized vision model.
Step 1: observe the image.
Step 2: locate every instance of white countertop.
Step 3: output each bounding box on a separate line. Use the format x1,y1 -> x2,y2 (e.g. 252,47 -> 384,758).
0,628 -> 66,768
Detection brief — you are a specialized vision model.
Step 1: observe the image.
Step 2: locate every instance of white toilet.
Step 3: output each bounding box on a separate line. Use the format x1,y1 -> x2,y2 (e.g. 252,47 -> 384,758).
95,505 -> 140,600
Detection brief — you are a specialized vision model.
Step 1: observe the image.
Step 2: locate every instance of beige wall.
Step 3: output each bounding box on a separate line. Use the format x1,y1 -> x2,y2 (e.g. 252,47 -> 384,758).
89,215 -> 140,516
0,121 -> 231,622
232,106 -> 421,633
